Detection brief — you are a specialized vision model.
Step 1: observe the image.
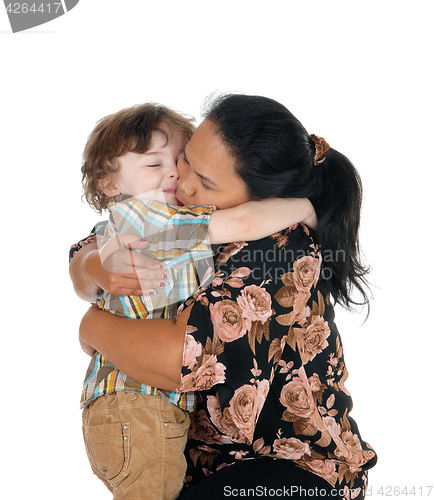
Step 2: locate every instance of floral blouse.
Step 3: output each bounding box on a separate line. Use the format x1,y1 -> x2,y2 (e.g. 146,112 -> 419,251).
178,224 -> 377,499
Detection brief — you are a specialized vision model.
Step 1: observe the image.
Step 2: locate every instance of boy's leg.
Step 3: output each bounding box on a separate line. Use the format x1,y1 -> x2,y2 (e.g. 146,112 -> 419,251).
159,398 -> 190,500
82,392 -> 189,500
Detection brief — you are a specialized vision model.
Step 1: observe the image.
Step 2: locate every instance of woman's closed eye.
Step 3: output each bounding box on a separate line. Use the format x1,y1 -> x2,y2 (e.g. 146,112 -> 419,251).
182,148 -> 189,165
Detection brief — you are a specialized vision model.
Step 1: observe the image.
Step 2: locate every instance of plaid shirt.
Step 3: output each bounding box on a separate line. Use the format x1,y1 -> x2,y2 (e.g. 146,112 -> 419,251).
73,197 -> 215,410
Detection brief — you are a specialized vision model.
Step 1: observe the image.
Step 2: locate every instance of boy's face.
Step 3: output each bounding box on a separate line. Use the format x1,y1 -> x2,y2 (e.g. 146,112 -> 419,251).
112,128 -> 186,205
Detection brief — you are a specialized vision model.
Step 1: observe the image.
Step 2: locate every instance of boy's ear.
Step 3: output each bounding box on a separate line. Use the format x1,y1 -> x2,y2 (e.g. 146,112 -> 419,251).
99,175 -> 121,197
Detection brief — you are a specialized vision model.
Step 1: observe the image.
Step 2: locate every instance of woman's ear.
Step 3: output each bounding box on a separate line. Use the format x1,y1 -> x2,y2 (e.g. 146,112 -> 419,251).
99,175 -> 121,197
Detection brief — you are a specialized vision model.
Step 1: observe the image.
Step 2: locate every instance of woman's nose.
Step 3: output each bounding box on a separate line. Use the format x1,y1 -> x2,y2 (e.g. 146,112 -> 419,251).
177,158 -> 195,197
177,174 -> 195,198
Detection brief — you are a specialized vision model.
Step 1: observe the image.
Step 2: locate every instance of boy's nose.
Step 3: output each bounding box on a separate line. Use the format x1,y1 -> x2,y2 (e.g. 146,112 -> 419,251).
167,164 -> 179,179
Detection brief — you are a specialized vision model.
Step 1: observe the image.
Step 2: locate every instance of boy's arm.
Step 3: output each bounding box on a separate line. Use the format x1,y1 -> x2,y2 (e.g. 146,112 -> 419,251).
208,198 -> 316,244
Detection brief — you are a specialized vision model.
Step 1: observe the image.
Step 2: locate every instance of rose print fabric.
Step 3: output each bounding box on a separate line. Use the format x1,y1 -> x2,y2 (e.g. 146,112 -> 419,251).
178,224 -> 377,499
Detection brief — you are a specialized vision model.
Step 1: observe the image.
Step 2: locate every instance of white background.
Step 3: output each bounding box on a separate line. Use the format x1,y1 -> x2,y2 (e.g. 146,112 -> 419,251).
1,1 -> 433,498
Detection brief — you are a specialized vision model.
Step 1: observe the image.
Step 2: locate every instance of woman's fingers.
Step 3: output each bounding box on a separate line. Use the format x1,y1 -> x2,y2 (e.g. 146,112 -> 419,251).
101,272 -> 169,297
128,249 -> 165,271
102,247 -> 163,274
127,239 -> 150,250
100,256 -> 169,296
100,236 -> 162,272
95,234 -> 168,295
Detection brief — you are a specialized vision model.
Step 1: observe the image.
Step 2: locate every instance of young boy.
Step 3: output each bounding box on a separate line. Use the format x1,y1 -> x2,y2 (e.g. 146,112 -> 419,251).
76,103 -> 314,500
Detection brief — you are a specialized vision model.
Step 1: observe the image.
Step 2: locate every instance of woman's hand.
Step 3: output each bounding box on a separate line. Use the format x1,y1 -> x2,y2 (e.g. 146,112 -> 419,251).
98,234 -> 169,296
69,236 -> 169,302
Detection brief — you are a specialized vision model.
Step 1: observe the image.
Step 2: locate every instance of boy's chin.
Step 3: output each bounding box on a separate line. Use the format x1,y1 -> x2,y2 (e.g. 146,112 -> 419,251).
164,194 -> 179,206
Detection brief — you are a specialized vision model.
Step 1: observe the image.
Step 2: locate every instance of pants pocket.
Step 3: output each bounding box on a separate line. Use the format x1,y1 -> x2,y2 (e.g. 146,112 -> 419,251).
161,407 -> 190,500
83,421 -> 131,488
162,406 -> 190,440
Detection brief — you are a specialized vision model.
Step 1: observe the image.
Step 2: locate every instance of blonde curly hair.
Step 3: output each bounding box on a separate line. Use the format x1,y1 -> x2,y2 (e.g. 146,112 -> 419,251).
81,103 -> 196,213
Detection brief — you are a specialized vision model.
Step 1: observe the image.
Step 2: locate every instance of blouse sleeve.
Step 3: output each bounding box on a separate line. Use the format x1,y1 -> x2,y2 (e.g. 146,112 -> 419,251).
69,221 -> 108,263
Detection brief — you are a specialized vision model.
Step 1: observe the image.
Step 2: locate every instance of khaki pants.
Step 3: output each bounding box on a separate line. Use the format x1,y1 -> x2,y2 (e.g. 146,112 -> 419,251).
82,392 -> 190,500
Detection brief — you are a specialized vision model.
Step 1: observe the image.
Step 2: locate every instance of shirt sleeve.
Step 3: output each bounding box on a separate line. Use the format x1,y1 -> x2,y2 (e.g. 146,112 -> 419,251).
108,198 -> 215,248
105,198 -> 216,267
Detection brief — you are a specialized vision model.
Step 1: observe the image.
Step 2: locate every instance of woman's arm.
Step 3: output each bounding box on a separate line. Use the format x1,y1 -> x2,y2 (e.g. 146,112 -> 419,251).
69,242 -> 105,302
79,336 -> 97,357
79,304 -> 192,390
208,198 -> 317,244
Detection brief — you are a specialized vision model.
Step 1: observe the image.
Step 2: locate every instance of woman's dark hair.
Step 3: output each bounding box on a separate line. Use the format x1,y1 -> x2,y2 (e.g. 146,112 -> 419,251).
204,93 -> 371,313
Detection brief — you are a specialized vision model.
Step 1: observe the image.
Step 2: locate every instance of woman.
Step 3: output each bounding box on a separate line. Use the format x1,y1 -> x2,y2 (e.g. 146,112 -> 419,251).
73,94 -> 377,499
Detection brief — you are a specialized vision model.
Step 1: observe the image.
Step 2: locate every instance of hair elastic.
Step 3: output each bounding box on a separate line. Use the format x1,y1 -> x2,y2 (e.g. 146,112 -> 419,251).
310,134 -> 330,165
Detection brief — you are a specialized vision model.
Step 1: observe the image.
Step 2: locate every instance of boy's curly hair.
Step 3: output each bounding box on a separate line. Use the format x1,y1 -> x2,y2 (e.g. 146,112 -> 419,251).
82,103 -> 196,213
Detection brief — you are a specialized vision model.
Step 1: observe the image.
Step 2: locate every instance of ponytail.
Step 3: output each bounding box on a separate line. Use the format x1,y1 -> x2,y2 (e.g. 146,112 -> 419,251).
308,146 -> 371,313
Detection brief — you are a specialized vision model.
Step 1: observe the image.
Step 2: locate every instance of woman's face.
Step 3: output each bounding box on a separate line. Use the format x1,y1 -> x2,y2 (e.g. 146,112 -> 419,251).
176,120 -> 251,209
